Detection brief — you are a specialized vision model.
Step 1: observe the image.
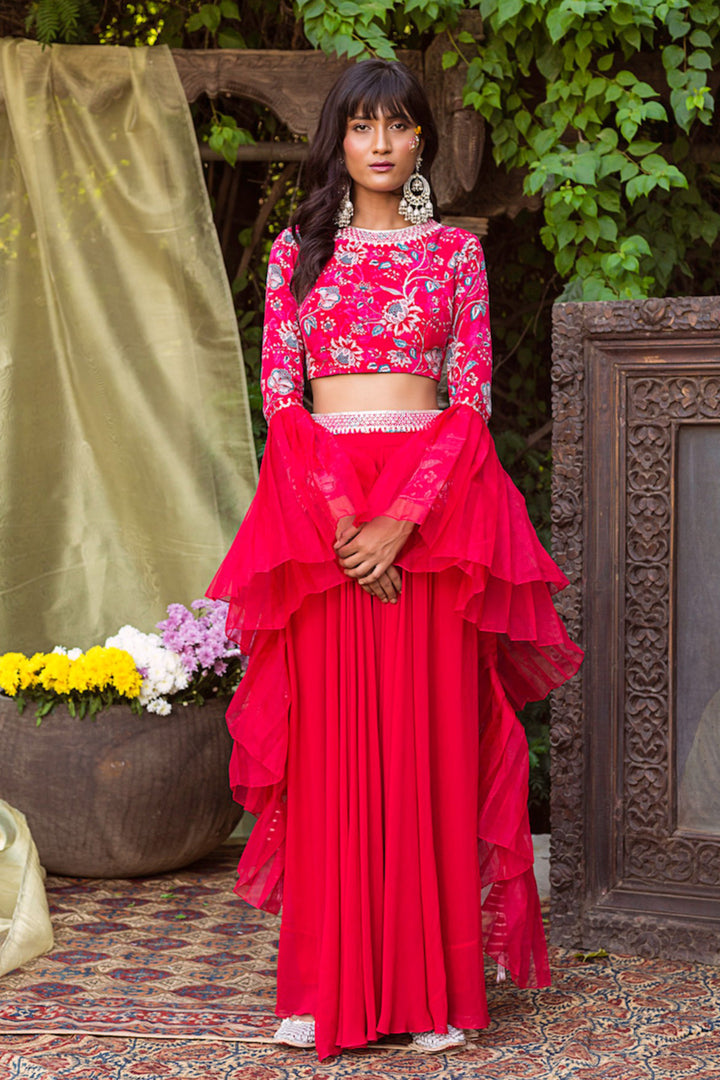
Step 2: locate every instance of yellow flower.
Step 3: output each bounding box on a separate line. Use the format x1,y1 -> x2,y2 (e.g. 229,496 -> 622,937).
2,643 -> 141,709
0,653 -> 26,695
38,653 -> 72,695
107,648 -> 143,698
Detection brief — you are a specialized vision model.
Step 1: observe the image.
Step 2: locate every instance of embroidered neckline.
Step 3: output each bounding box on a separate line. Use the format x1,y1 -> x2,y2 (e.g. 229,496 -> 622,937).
336,220 -> 441,245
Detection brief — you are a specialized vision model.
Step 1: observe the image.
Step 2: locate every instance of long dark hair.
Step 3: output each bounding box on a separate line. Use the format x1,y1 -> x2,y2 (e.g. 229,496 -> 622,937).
289,59 -> 439,303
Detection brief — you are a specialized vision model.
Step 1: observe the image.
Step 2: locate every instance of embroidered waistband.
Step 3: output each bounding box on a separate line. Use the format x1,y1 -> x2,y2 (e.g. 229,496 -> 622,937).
312,409 -> 441,434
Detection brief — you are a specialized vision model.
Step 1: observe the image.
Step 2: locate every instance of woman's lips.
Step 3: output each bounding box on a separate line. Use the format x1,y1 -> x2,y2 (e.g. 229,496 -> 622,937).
370,163 -> 394,171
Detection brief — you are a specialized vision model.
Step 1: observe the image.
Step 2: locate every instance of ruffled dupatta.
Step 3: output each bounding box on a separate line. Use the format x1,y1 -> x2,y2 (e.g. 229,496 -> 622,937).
207,402 -> 582,985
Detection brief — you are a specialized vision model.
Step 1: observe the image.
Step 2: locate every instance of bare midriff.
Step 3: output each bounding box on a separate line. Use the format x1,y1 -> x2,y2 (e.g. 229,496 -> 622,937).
310,372 -> 439,414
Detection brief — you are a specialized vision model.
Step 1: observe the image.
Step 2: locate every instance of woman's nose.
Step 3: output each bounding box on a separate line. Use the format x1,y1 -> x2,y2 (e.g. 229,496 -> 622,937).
372,127 -> 391,153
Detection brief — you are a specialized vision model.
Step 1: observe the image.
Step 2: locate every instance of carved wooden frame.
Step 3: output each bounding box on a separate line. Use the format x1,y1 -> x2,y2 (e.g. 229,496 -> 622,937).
551,297 -> 720,965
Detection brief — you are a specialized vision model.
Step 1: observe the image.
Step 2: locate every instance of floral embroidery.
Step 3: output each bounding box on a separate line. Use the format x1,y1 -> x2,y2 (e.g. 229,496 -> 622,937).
330,337 -> 364,367
260,224 -> 492,422
266,368 -> 297,396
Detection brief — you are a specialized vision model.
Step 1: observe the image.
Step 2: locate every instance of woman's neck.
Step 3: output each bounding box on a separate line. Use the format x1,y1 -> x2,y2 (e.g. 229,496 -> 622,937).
350,189 -> 406,232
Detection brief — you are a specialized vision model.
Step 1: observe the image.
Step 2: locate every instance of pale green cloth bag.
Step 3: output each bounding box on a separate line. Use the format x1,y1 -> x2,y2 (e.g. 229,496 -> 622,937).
0,800 -> 53,976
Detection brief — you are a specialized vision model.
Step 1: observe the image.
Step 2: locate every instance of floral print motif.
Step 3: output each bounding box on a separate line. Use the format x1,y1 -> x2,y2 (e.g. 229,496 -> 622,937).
260,221 -> 492,422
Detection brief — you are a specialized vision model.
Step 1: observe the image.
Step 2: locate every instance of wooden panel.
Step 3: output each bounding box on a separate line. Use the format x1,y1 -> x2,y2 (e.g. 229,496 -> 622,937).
551,297 -> 720,964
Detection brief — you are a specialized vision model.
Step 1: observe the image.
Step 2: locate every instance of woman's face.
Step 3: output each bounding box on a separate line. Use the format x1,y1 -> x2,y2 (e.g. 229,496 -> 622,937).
342,108 -> 422,197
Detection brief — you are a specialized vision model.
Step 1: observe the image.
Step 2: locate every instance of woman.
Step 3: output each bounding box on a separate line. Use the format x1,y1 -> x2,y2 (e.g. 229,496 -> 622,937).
207,59 -> 582,1060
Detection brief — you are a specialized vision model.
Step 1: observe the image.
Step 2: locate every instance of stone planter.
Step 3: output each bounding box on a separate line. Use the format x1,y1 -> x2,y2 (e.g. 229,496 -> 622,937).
0,695 -> 242,878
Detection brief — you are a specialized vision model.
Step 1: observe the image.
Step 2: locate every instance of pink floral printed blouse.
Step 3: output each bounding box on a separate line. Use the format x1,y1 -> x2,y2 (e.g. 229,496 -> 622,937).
260,220 -> 493,422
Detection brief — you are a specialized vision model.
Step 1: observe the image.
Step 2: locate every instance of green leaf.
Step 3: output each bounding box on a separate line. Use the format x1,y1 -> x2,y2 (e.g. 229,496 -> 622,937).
546,6 -> 574,43
598,150 -> 626,178
583,216 -> 601,244
515,109 -> 532,136
531,128 -> 557,156
217,28 -> 246,47
442,50 -> 459,69
689,29 -> 713,48
555,246 -> 576,277
536,44 -> 563,81
219,0 -> 240,16
573,153 -> 597,185
597,188 -> 621,212
623,25 -> 641,50
643,101 -> 667,122
662,44 -> 685,70
626,139 -> 660,155
597,53 -> 614,72
333,33 -> 354,55
496,0 -> 524,26
667,11 -> 691,39
199,4 -> 221,32
598,215 -> 618,241
689,50 -> 712,71
557,219 -> 577,249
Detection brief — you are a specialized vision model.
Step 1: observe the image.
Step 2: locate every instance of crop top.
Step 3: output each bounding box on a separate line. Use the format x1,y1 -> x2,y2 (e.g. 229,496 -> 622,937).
260,220 -> 492,423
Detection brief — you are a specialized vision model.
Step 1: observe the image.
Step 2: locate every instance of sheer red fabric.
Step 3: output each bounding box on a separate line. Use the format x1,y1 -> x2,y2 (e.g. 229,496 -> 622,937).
206,404 -> 583,1059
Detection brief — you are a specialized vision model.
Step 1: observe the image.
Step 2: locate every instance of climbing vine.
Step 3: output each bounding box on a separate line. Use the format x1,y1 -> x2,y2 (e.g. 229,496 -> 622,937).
294,0 -> 720,299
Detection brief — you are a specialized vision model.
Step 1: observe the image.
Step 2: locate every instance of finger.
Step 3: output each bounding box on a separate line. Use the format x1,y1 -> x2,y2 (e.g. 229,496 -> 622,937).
386,566 -> 402,594
382,571 -> 401,603
341,558 -> 376,578
336,538 -> 366,558
358,559 -> 392,585
368,577 -> 391,602
360,581 -> 387,602
334,526 -> 362,550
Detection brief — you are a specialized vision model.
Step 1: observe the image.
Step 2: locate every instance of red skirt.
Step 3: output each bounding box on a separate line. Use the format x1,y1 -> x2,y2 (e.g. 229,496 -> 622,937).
207,406 -> 582,1060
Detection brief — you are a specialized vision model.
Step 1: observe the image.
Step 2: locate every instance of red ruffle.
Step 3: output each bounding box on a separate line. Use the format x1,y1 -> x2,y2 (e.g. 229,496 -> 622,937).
207,403 -> 582,990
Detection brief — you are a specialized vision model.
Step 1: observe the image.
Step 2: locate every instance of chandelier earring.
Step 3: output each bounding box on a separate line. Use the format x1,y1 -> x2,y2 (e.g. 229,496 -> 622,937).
398,155 -> 434,226
335,182 -> 354,229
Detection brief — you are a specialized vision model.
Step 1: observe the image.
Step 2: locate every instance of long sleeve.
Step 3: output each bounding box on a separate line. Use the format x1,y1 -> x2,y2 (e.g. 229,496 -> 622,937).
261,229 -> 306,420
447,234 -> 493,421
360,232 -> 494,527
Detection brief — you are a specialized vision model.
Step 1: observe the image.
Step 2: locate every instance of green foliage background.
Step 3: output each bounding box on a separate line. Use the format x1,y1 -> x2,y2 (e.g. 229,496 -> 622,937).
10,0 -> 720,821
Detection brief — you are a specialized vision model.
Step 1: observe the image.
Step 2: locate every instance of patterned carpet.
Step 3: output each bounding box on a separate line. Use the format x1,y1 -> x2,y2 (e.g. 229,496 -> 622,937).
1,845 -> 720,1079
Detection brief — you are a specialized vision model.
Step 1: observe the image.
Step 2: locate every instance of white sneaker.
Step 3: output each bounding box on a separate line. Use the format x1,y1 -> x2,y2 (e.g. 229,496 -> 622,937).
273,1017 -> 316,1048
411,1024 -> 466,1053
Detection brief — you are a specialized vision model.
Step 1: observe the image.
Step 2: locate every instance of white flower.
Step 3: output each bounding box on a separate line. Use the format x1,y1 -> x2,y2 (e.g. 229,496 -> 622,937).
147,697 -> 171,716
104,625 -> 188,715
52,646 -> 83,660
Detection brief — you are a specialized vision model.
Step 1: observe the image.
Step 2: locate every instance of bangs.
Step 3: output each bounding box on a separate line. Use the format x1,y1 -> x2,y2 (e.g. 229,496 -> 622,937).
345,75 -> 415,124
349,96 -> 414,123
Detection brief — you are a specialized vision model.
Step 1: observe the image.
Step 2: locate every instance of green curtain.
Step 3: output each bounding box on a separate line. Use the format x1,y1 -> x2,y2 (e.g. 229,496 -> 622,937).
0,40 -> 257,653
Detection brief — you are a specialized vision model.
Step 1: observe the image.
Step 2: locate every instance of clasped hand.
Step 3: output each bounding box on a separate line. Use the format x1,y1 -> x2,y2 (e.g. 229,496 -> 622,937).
334,515 -> 415,604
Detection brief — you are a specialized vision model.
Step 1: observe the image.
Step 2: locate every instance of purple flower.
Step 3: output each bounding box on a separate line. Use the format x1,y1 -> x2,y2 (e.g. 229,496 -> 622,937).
156,599 -> 239,679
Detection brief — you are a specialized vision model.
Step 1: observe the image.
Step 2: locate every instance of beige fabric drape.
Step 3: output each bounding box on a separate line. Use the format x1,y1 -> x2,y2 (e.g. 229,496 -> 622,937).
0,800 -> 53,976
0,40 -> 257,653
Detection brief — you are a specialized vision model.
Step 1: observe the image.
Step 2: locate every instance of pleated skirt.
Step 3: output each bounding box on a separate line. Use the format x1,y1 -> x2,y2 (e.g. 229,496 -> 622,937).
208,414 -> 580,1060
273,429 -> 544,1057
